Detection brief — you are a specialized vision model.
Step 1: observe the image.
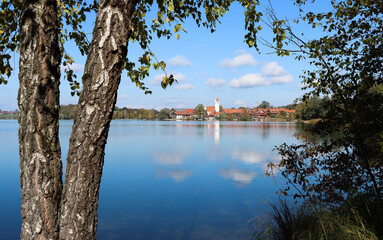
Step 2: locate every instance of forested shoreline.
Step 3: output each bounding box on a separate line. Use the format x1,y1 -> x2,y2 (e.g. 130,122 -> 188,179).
1,97 -> 330,121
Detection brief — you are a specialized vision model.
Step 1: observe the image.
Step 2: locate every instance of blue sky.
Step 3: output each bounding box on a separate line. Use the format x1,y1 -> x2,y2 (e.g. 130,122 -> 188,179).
0,0 -> 331,111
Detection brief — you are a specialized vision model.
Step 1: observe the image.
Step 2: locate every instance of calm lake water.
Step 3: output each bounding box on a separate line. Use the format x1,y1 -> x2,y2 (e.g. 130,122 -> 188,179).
0,120 -> 299,239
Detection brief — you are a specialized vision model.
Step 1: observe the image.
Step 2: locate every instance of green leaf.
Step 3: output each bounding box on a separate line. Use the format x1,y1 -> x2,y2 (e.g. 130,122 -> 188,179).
167,1 -> 174,12
174,24 -> 181,32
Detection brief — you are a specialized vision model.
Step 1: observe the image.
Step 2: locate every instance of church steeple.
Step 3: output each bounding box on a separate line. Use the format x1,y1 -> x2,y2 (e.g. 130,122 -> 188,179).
215,98 -> 219,112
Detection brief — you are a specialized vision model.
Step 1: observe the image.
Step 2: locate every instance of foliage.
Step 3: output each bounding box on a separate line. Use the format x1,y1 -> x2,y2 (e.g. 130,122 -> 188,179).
251,198 -> 379,240
0,113 -> 17,119
268,0 -> 383,202
263,2 -> 383,239
278,110 -> 286,119
124,0 -> 263,93
194,104 -> 207,120
157,108 -> 170,120
226,113 -> 233,121
113,107 -> 158,120
59,104 -> 78,119
1,0 -> 266,93
59,104 -> 160,120
240,111 -> 251,121
0,0 -> 21,85
294,96 -> 329,120
218,111 -> 227,120
258,100 -> 270,109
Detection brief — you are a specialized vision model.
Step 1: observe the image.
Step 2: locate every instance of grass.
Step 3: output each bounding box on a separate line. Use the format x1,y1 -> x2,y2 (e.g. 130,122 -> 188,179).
250,197 -> 380,240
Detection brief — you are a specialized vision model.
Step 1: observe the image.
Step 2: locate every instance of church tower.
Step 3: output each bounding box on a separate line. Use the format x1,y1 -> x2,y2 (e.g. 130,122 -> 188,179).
215,98 -> 219,112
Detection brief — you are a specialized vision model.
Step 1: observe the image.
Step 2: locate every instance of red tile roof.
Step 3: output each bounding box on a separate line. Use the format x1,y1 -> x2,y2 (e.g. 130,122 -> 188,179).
206,106 -> 215,112
223,109 -> 244,114
251,109 -> 267,115
278,109 -> 296,114
172,108 -> 195,116
268,108 -> 279,114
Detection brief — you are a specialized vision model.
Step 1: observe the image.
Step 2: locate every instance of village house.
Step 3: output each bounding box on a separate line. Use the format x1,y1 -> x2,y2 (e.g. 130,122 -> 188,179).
170,108 -> 196,120
170,98 -> 296,121
222,108 -> 245,120
249,108 -> 267,120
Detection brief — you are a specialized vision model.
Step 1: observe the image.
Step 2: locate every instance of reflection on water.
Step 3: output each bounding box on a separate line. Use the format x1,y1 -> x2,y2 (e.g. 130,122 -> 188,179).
153,150 -> 189,165
231,149 -> 282,171
219,168 -> 258,188
101,121 -> 299,239
0,120 -> 299,239
214,121 -> 220,145
156,169 -> 193,182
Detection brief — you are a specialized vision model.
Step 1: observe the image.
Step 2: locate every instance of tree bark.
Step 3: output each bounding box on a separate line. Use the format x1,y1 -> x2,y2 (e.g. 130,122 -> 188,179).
18,0 -> 63,239
58,0 -> 138,239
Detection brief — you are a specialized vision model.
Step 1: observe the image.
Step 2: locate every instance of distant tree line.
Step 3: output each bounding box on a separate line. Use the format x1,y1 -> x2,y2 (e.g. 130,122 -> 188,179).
59,104 -> 165,120
294,96 -> 330,120
4,100 -> 326,121
0,113 -> 17,119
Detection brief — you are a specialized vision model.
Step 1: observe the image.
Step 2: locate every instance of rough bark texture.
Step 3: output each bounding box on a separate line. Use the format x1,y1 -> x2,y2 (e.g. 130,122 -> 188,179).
18,0 -> 63,239
58,0 -> 138,239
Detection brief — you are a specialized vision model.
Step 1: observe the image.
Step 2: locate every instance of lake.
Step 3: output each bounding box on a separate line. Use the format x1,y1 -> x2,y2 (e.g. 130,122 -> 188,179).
0,120 -> 299,239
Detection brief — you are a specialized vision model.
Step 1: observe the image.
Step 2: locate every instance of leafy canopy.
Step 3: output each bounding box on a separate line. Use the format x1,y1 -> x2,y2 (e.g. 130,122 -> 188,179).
0,0 -> 264,94
267,0 -> 383,205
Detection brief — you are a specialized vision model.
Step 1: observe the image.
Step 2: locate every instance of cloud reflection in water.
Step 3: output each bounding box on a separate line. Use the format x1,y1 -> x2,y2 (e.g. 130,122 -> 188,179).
231,149 -> 282,171
156,169 -> 192,182
219,169 -> 258,188
153,150 -> 188,166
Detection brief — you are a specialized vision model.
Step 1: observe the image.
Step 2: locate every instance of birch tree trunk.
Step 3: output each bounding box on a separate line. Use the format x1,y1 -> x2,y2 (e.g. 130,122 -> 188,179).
18,0 -> 62,239
59,0 -> 138,239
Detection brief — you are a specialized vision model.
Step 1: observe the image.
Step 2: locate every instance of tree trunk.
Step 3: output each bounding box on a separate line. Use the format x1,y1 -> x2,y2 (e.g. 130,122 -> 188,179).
18,0 -> 62,239
58,0 -> 138,239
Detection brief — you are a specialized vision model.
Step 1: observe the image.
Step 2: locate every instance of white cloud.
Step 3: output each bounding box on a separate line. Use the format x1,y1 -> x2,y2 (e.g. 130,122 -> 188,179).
174,83 -> 196,90
262,62 -> 293,84
270,75 -> 293,84
168,54 -> 192,66
149,72 -> 187,85
205,78 -> 227,88
234,100 -> 245,106
229,73 -> 269,88
61,63 -> 84,72
219,52 -> 258,68
262,62 -> 287,76
229,62 -> 293,88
